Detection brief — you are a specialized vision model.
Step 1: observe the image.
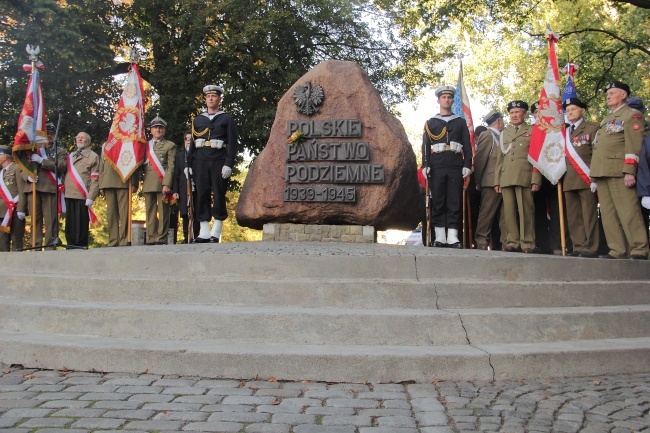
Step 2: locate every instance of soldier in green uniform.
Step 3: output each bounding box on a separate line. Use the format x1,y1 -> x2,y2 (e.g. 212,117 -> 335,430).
494,101 -> 542,253
562,97 -> 600,258
99,144 -> 138,247
0,146 -> 26,251
141,116 -> 176,245
473,110 -> 506,250
591,81 -> 649,260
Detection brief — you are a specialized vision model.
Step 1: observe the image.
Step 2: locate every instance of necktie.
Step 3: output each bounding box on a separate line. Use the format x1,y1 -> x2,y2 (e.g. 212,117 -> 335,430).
515,126 -> 519,132
570,124 -> 575,134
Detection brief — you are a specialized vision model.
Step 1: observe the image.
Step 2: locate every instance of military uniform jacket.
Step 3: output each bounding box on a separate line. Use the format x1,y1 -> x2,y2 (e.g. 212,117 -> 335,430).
473,128 -> 500,188
21,145 -> 67,194
63,148 -> 100,201
591,104 -> 646,178
564,120 -> 599,191
0,163 -> 27,216
142,139 -> 176,193
421,114 -> 472,170
172,150 -> 191,216
189,111 -> 238,168
99,144 -> 136,189
495,123 -> 542,188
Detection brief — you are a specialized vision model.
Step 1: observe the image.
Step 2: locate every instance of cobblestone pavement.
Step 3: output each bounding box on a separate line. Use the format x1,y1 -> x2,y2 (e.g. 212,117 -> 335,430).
0,368 -> 648,433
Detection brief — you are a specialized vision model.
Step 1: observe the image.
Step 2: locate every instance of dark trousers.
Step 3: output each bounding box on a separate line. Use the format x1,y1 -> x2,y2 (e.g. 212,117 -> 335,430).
193,158 -> 228,222
65,198 -> 89,247
430,167 -> 463,229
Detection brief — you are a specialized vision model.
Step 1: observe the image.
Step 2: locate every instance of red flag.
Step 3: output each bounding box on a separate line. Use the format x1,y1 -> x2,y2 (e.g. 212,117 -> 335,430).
103,64 -> 147,182
528,28 -> 567,185
13,66 -> 48,179
452,62 -> 476,153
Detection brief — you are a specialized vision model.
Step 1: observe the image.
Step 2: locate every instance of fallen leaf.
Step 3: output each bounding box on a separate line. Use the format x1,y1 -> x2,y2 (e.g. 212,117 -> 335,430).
238,382 -> 245,388
593,380 -> 601,385
268,377 -> 277,382
432,379 -> 444,384
271,399 -> 281,405
2,370 -> 10,374
142,369 -> 149,374
162,410 -> 168,415
23,375 -> 36,380
542,394 -> 552,399
301,380 -> 310,384
249,386 -> 259,391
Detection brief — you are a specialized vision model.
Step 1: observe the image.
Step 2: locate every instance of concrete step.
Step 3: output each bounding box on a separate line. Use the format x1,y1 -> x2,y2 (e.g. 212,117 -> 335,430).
0,331 -> 648,382
0,299 -> 646,345
1,273 -> 649,309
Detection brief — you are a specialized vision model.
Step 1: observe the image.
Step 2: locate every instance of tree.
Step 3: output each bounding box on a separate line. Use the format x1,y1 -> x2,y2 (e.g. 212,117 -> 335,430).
0,0 -> 124,147
377,0 -> 650,119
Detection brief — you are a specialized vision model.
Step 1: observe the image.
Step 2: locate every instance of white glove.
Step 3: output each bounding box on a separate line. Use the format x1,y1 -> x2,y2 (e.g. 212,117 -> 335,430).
27,175 -> 38,183
642,196 -> 650,210
30,153 -> 43,164
423,167 -> 430,176
462,167 -> 471,179
590,182 -> 597,193
85,199 -> 94,207
184,167 -> 193,177
222,165 -> 232,179
17,212 -> 26,221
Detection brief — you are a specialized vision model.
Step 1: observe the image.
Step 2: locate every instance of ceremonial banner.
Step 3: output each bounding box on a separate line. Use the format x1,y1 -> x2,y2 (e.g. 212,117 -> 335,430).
452,62 -> 476,153
104,64 -> 147,182
13,65 -> 48,179
528,29 -> 567,185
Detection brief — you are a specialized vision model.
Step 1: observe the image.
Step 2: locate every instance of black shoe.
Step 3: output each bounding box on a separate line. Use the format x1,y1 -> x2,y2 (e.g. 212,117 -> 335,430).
568,251 -> 582,257
578,251 -> 596,258
447,242 -> 462,249
193,237 -> 210,243
598,254 -> 617,259
630,254 -> 648,260
209,236 -> 220,243
433,241 -> 447,248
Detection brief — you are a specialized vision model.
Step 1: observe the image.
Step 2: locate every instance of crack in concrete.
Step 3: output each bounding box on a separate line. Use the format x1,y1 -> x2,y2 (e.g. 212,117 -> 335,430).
453,309 -> 497,381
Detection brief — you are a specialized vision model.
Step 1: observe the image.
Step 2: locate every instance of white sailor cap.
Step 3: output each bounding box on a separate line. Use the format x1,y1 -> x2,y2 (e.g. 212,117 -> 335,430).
203,85 -> 224,96
435,86 -> 456,98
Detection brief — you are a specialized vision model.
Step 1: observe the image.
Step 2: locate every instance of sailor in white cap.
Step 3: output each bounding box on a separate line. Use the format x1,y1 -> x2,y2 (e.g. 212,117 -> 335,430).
421,85 -> 472,248
188,84 -> 239,243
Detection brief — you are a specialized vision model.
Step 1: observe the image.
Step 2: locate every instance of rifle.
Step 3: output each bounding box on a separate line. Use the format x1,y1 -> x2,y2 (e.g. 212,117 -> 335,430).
425,171 -> 432,247
184,153 -> 195,244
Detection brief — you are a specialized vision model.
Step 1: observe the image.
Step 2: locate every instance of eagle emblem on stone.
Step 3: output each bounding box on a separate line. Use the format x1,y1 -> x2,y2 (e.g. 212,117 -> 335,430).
293,81 -> 324,116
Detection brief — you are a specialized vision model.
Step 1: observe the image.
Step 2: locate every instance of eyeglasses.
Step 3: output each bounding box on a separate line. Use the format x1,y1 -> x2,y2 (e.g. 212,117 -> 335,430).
184,137 -> 191,141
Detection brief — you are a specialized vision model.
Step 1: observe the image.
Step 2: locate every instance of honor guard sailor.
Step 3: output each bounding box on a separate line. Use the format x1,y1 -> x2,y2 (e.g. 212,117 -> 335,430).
421,85 -> 472,248
189,84 -> 239,243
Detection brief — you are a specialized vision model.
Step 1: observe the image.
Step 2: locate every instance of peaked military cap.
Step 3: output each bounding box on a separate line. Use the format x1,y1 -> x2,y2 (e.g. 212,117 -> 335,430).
0,145 -> 12,156
626,97 -> 646,114
435,85 -> 455,98
483,110 -> 502,125
203,85 -> 224,96
507,100 -> 529,112
530,101 -> 540,113
150,115 -> 167,128
46,122 -> 56,133
562,97 -> 587,110
605,81 -> 631,96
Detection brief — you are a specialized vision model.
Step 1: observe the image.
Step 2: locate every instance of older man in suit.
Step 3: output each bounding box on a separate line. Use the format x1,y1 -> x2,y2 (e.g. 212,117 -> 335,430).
494,101 -> 542,253
474,110 -> 506,250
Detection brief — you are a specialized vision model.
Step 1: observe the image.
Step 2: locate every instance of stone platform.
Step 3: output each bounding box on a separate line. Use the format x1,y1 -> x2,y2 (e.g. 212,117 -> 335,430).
0,242 -> 648,383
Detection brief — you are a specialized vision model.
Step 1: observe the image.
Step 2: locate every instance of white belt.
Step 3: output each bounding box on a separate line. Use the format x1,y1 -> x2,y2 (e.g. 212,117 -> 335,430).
195,139 -> 224,149
431,142 -> 463,153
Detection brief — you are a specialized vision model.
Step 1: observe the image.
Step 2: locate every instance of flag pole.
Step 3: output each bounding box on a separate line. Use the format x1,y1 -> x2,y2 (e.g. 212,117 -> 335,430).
28,47 -> 39,249
557,180 -> 566,255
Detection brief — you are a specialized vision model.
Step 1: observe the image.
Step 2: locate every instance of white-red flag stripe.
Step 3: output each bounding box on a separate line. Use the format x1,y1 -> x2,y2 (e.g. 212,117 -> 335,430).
103,64 -> 147,183
528,29 -> 567,185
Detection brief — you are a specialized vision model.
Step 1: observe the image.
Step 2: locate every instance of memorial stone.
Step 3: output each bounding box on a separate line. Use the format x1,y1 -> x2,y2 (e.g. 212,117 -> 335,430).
236,60 -> 423,231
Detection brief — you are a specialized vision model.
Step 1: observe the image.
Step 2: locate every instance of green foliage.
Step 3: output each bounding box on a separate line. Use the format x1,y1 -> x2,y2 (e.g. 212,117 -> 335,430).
377,0 -> 650,119
0,0 -> 123,146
